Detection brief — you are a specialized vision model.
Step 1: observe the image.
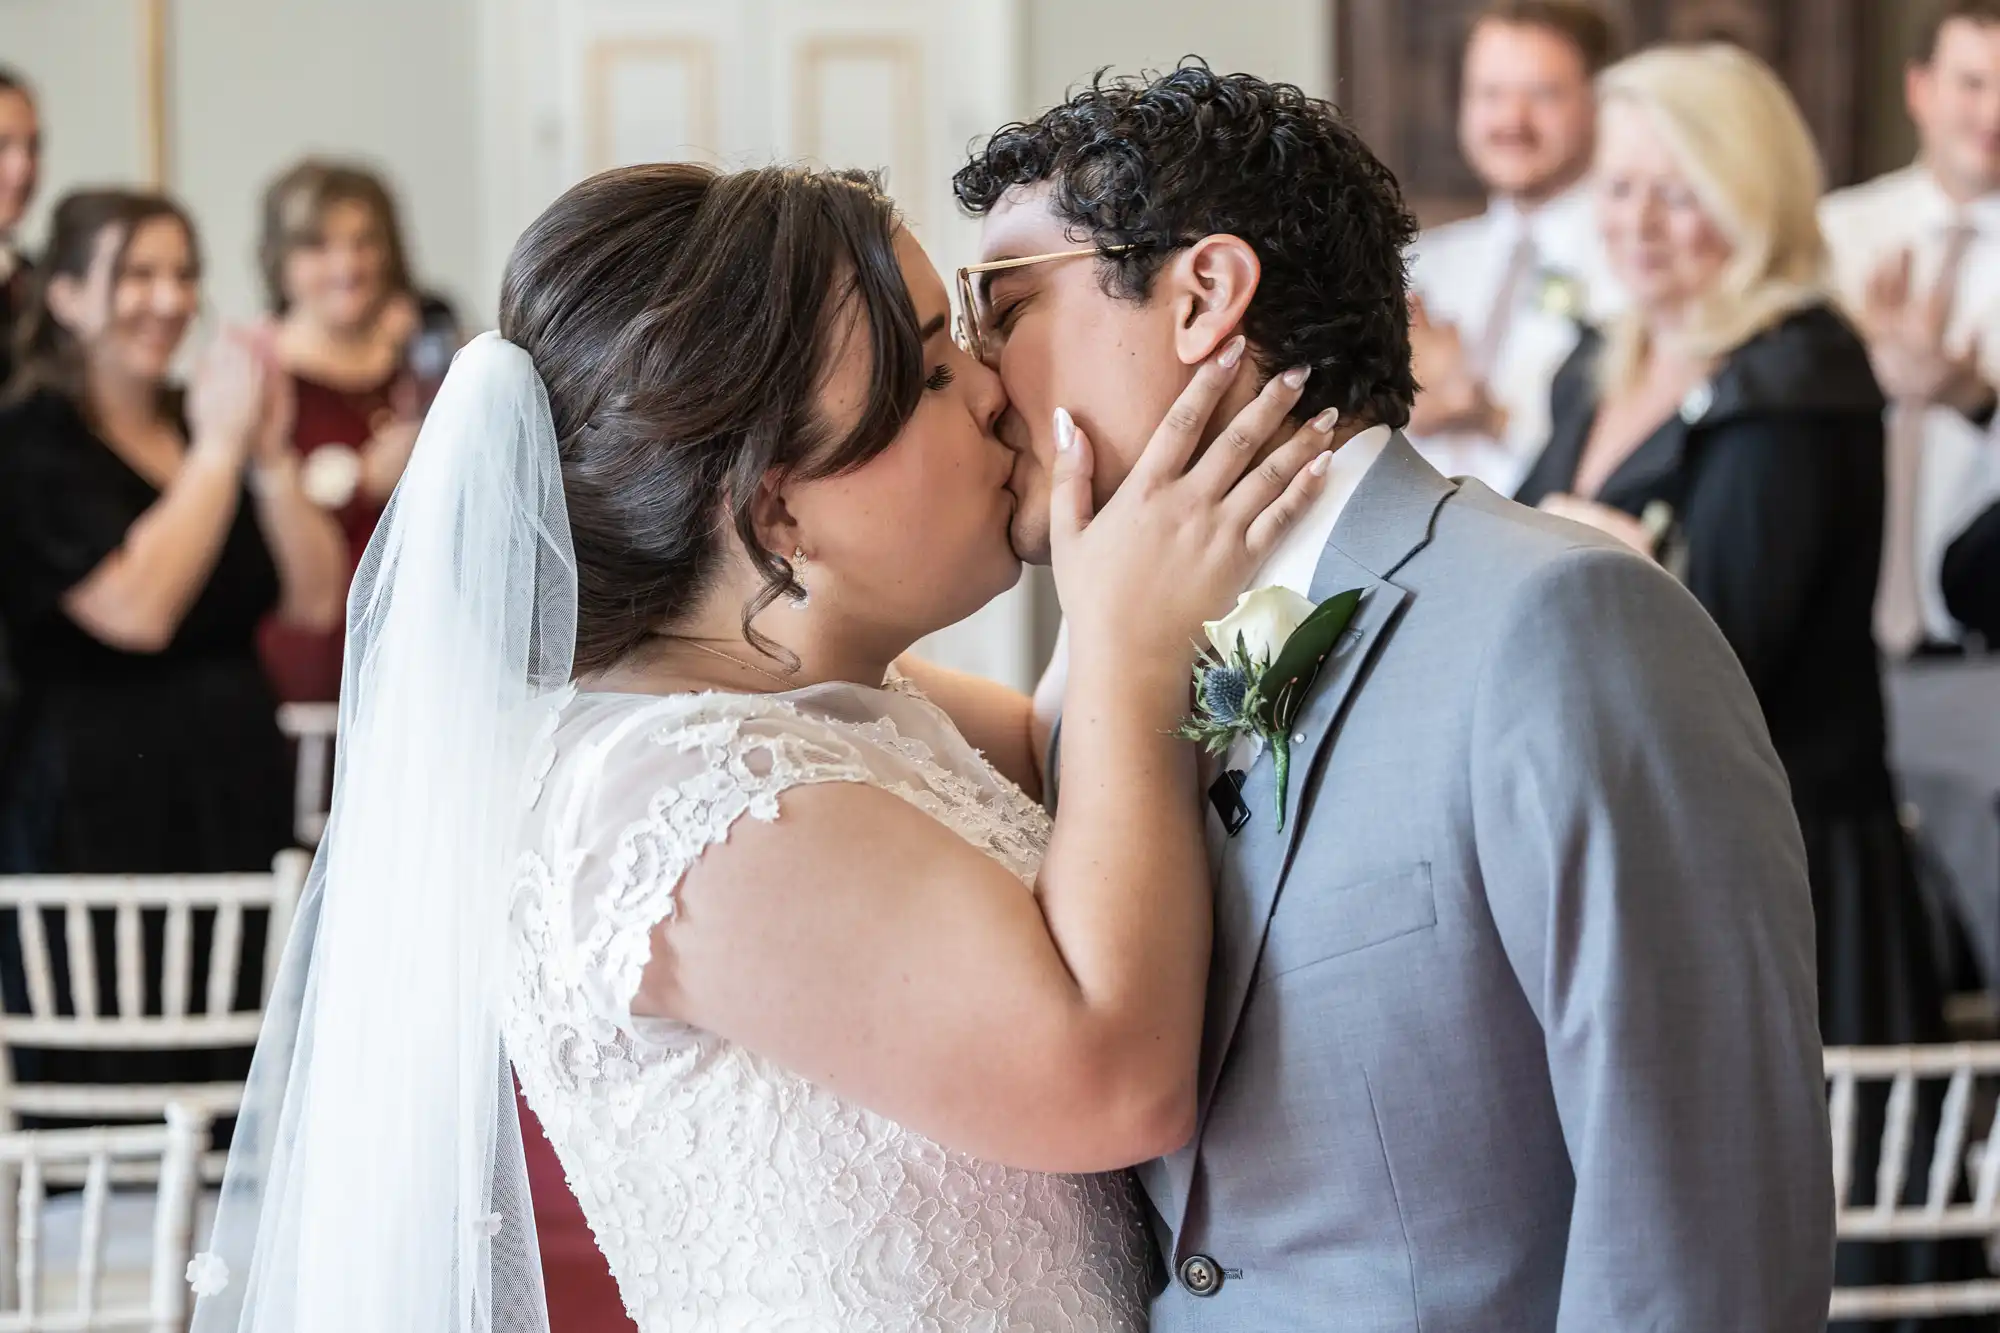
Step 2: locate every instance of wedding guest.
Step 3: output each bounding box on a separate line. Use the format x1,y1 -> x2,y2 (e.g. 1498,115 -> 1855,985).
256,158 -> 424,702
1406,0 -> 1622,493
0,66 -> 40,820
1821,0 -> 2000,656
1513,46 -> 1972,1323
0,188 -> 347,865
0,191 -> 344,1117
0,65 -> 40,387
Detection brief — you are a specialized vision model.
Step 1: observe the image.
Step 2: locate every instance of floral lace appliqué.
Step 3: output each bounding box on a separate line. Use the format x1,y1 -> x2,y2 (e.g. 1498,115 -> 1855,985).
503,694 -> 1148,1332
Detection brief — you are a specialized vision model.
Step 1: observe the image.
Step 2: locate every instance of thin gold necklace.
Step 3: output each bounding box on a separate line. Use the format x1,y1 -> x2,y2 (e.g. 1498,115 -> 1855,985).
677,638 -> 799,691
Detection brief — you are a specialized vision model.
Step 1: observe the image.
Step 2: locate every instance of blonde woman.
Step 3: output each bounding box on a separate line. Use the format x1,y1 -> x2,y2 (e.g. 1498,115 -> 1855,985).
1515,43 -> 1972,1313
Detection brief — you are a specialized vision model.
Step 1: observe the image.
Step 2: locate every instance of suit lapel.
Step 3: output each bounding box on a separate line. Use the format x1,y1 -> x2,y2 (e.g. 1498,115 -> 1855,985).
1163,434 -> 1455,1240
1194,555 -> 1404,1105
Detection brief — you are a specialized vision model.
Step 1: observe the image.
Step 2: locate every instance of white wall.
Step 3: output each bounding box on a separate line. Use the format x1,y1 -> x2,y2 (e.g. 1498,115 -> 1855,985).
2,1 -> 148,238
476,0 -> 1333,325
0,0 -> 485,327
169,0 -> 484,326
1024,0 -> 1332,111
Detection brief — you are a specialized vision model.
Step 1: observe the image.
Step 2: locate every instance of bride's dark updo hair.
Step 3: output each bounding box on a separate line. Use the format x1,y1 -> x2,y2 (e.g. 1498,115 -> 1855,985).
499,163 -> 925,672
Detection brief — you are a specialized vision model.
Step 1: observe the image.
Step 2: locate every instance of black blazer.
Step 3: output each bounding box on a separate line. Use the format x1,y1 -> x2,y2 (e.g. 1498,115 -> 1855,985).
1943,501 -> 2000,643
1516,302 -> 1894,814
0,252 -> 30,393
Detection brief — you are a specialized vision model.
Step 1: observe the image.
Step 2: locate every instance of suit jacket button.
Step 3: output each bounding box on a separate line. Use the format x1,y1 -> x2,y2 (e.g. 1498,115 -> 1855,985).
1178,1254 -> 1223,1297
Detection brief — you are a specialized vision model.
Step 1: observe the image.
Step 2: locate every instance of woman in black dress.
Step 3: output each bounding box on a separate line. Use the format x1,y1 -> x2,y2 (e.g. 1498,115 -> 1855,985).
0,191 -> 345,1113
1944,501 -> 2000,642
0,65 -> 41,774
0,63 -> 38,386
1513,47 -> 1965,1327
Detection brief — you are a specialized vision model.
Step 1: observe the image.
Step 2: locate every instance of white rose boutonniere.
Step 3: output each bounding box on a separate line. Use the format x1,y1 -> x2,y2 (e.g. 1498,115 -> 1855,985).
1536,270 -> 1586,322
1179,586 -> 1365,829
1204,586 -> 1316,664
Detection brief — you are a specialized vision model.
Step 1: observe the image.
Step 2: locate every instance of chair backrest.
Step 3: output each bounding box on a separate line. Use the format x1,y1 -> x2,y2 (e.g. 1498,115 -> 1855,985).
1827,1042 -> 2000,1321
277,703 -> 338,848
0,853 -> 309,1145
0,1106 -> 204,1332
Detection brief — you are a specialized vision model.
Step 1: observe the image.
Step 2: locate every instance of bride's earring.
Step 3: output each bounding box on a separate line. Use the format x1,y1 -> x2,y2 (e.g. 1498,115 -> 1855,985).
789,547 -> 810,609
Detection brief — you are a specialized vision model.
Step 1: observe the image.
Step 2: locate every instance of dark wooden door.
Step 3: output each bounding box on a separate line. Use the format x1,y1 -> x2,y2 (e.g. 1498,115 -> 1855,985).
1334,0 -> 1879,226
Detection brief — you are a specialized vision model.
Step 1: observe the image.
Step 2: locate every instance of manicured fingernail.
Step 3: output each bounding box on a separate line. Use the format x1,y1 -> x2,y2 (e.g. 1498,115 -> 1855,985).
1311,407 -> 1341,433
1053,407 -> 1076,452
1217,336 -> 1247,370
1281,365 -> 1311,390
1310,451 -> 1333,477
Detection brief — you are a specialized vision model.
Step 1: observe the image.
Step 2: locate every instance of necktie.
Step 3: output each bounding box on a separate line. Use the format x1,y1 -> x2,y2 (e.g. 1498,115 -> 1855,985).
1939,220 -> 1977,305
1471,229 -> 1538,380
1877,219 -> 1978,656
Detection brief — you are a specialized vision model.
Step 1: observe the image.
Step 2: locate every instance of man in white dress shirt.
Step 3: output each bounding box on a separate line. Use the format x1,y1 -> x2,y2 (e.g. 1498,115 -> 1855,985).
1821,0 -> 2000,654
1406,0 -> 1621,496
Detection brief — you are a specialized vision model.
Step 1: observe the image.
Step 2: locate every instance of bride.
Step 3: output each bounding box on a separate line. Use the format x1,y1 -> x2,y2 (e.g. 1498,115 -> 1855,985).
190,163 -> 1334,1332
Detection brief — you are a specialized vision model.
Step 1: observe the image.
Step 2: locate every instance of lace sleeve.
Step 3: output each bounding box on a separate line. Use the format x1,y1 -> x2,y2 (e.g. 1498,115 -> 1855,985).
539,696 -> 879,1039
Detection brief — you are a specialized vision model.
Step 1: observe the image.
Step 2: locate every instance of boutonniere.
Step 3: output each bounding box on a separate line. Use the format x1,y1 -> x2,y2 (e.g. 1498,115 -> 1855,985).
1535,270 -> 1586,322
1178,586 -> 1364,829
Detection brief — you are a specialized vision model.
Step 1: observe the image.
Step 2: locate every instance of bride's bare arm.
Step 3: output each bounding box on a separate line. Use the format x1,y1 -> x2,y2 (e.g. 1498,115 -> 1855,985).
633,351 -> 1343,1173
645,762 -> 1188,1175
649,611 -> 1216,1176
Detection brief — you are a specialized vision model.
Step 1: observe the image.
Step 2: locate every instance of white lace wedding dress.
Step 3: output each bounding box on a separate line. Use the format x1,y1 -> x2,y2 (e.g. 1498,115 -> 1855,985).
502,677 -> 1153,1332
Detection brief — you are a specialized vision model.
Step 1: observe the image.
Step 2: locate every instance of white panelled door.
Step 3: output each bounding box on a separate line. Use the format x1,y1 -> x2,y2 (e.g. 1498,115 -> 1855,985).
479,0 -> 1037,690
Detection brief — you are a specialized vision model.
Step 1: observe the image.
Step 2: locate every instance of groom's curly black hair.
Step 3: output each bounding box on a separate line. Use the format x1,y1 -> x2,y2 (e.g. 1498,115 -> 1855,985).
953,60 -> 1419,429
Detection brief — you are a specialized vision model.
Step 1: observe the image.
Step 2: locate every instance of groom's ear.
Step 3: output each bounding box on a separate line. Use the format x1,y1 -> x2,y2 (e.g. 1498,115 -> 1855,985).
1167,235 -> 1261,367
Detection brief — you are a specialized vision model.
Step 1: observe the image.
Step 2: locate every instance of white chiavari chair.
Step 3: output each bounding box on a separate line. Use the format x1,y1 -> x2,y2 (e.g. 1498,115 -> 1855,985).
0,852 -> 309,1183
1828,1042 -> 2000,1321
276,702 -> 339,848
0,1105 -> 203,1332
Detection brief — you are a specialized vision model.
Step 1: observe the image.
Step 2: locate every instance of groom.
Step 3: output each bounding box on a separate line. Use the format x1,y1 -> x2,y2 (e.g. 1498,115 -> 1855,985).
956,64 -> 1833,1330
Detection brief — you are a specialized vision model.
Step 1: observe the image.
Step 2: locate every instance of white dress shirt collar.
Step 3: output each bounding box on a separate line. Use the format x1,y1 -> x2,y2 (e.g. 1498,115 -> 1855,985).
1245,424 -> 1395,598
1900,163 -> 2000,236
1486,179 -> 1596,253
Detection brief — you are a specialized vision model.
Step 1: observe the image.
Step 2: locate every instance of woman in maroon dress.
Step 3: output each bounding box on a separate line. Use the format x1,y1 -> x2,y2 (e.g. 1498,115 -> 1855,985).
255,159 -> 426,703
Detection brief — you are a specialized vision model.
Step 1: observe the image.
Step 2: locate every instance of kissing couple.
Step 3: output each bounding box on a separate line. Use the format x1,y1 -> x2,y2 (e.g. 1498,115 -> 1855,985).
190,63 -> 1834,1333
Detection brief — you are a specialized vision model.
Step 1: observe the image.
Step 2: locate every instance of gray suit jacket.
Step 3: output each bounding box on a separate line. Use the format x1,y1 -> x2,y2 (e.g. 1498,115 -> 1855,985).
1100,436 -> 1831,1331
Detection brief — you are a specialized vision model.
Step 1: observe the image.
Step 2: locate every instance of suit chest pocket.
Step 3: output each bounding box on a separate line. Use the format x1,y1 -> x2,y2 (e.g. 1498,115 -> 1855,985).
1259,863 -> 1437,979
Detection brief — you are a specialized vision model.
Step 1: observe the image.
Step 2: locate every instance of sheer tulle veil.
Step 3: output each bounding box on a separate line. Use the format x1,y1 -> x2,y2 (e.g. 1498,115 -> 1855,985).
191,332 -> 574,1333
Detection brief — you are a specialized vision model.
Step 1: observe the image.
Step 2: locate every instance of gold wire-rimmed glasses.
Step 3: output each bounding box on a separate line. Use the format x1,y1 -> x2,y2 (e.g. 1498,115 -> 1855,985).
953,244 -> 1135,362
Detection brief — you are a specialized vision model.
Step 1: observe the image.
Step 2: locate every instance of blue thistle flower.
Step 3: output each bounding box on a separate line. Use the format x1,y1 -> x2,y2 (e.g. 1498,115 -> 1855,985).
1198,663 -> 1251,725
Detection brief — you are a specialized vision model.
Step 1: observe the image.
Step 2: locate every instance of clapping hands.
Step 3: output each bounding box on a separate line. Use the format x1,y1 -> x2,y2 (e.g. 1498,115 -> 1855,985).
1408,295 -> 1509,438
187,327 -> 272,468
1860,246 -> 1995,418
1536,493 -> 1658,558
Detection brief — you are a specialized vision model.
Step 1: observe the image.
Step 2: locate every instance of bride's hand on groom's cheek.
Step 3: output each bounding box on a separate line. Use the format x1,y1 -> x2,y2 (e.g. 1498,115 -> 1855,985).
1051,336 -> 1342,679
